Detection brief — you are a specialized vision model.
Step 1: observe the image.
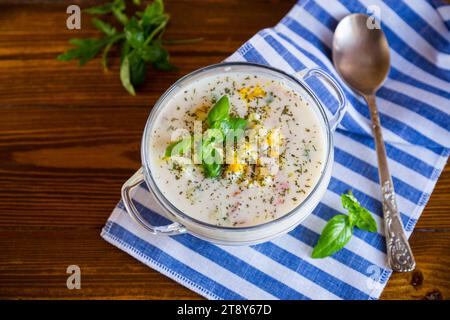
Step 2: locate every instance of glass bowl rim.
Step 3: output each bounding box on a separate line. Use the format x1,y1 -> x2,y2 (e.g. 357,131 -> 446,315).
141,62 -> 333,232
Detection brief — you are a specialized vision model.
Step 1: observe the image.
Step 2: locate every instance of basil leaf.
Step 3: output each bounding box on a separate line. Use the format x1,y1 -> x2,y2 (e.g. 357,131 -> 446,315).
149,0 -> 164,15
152,48 -> 176,71
342,191 -> 377,232
124,17 -> 145,49
128,51 -> 147,85
203,128 -> 223,145
211,120 -> 231,136
92,18 -> 116,36
207,96 -> 230,126
111,0 -> 128,25
140,0 -> 166,33
311,215 -> 353,259
138,44 -> 165,62
203,162 -> 222,178
120,55 -> 135,96
201,136 -> 223,178
222,117 -> 247,143
341,191 -> 359,211
165,138 -> 191,158
144,14 -> 168,30
229,117 -> 247,131
210,117 -> 247,137
350,207 -> 377,232
342,192 -> 359,226
57,38 -> 109,65
141,0 -> 164,19
202,146 -> 222,178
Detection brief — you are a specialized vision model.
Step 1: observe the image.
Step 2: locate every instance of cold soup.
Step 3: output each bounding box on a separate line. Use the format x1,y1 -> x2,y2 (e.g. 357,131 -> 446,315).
148,72 -> 326,227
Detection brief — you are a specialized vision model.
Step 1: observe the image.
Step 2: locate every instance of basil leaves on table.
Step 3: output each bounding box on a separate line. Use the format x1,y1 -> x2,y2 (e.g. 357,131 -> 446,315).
57,0 -> 201,95
311,191 -> 378,259
164,95 -> 247,179
342,191 -> 377,232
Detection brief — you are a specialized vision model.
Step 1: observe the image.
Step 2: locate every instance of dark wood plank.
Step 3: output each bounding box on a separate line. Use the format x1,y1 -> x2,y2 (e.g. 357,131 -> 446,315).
0,228 -> 200,299
381,230 -> 450,300
0,228 -> 448,299
0,0 -> 448,300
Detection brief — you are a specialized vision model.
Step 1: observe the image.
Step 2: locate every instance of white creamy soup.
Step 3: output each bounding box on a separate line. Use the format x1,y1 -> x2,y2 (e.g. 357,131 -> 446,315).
149,72 -> 326,227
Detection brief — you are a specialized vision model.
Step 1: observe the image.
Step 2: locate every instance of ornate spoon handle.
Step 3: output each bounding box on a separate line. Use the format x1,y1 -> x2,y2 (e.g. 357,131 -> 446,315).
365,94 -> 416,272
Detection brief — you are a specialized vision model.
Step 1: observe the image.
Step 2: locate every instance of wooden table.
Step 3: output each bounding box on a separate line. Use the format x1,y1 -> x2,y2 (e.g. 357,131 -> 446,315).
0,0 -> 448,300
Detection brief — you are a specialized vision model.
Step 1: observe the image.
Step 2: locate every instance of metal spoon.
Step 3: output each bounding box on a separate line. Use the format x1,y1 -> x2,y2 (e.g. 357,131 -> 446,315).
332,13 -> 415,272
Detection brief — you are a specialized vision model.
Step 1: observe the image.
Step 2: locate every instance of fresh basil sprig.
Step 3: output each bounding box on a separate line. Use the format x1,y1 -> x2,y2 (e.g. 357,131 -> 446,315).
57,0 -> 201,95
203,96 -> 247,177
311,191 -> 377,259
164,95 -> 247,179
342,191 -> 377,232
207,96 -> 247,136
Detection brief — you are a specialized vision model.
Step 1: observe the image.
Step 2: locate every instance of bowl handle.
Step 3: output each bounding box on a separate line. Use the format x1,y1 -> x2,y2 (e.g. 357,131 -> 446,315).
297,68 -> 347,131
121,167 -> 187,235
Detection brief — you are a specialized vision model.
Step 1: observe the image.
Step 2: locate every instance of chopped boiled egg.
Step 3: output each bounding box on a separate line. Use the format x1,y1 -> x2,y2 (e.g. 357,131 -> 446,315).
229,162 -> 244,173
267,128 -> 283,147
239,85 -> 267,102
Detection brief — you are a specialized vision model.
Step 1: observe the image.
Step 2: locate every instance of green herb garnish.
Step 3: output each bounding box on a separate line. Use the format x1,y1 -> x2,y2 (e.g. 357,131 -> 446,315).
202,144 -> 223,178
164,95 -> 247,179
164,138 -> 192,158
210,119 -> 232,135
228,116 -> 248,131
57,0 -> 201,95
311,191 -> 377,259
207,95 -> 230,126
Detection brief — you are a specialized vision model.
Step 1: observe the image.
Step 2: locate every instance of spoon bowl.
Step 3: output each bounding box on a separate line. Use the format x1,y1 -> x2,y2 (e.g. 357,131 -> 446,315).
332,13 -> 390,95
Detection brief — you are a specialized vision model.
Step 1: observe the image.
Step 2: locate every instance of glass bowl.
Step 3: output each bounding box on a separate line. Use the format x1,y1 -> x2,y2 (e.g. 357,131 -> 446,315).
121,62 -> 347,245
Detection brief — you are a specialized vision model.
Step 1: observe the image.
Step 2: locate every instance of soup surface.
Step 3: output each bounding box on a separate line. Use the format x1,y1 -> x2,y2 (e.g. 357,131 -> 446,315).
148,72 -> 326,227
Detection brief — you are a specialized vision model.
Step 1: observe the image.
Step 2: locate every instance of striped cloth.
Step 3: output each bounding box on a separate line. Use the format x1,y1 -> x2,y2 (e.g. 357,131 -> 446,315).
102,0 -> 450,300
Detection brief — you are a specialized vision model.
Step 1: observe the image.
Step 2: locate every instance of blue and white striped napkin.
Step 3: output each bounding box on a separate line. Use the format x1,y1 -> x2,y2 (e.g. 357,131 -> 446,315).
102,0 -> 450,300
